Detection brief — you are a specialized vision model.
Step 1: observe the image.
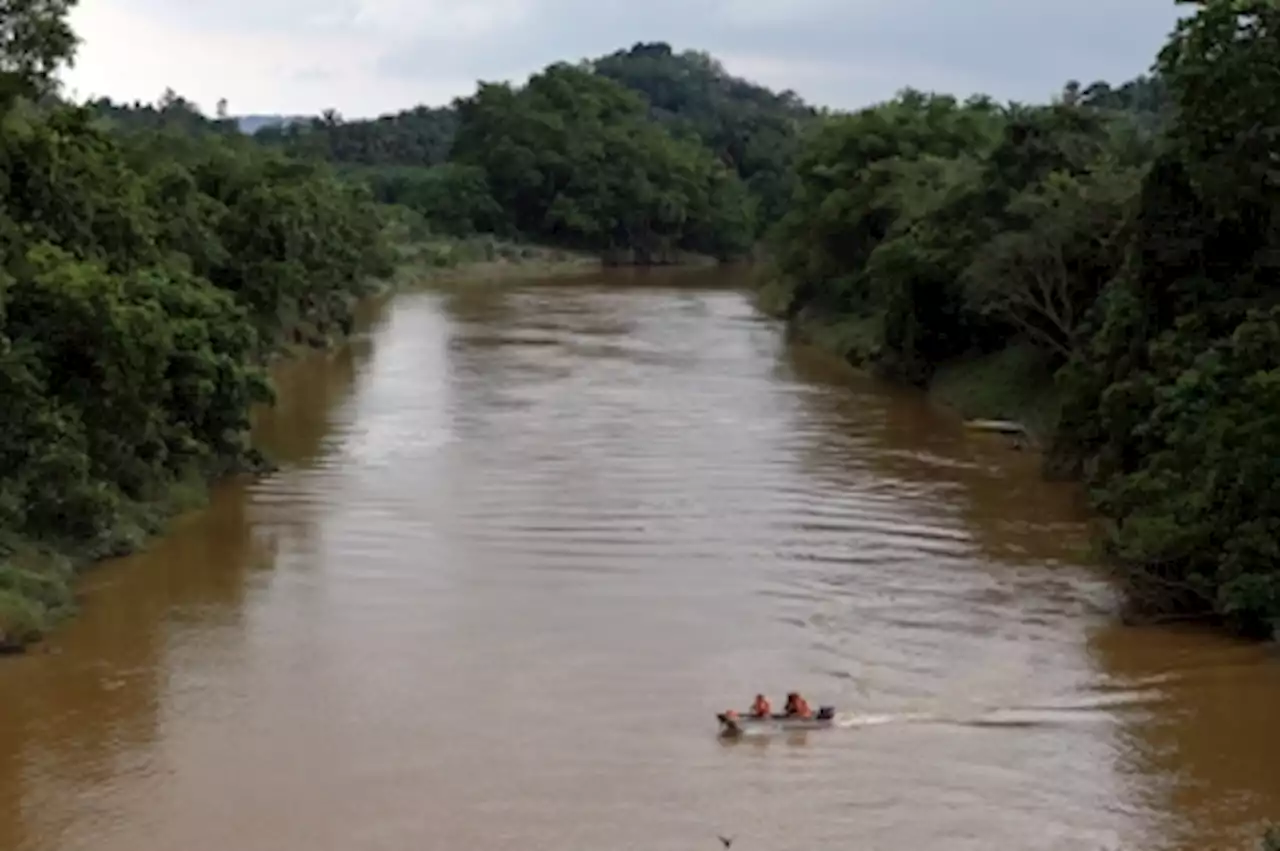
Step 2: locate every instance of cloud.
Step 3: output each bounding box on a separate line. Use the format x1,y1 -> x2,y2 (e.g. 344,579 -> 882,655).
60,0 -> 1185,118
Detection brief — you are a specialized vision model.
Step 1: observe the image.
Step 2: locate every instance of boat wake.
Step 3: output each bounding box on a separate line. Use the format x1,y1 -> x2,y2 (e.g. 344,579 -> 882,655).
832,711 -> 929,728
827,689 -> 1165,732
718,689 -> 1163,740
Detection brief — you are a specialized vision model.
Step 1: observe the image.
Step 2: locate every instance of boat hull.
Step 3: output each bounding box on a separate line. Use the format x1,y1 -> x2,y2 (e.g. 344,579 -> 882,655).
717,707 -> 836,736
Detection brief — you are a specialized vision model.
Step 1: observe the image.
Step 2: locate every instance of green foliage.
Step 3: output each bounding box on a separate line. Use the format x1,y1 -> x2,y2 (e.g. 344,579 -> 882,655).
591,42 -> 818,232
254,106 -> 458,169
768,91 -> 1002,323
963,156 -> 1141,360
1049,0 -> 1280,634
760,0 -> 1280,639
0,1 -> 395,648
450,63 -> 755,262
87,90 -> 240,137
238,42 -> 812,246
929,343 -> 1062,439
344,163 -> 507,237
0,0 -> 79,106
1077,75 -> 1170,133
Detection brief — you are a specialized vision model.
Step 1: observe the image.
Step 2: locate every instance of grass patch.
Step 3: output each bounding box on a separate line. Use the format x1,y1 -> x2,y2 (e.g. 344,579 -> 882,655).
0,464 -> 224,652
0,589 -> 47,651
778,306 -> 884,366
392,234 -> 601,288
0,546 -> 75,651
379,207 -> 601,289
751,273 -> 792,317
749,269 -> 884,367
928,342 -> 1062,440
800,313 -> 884,365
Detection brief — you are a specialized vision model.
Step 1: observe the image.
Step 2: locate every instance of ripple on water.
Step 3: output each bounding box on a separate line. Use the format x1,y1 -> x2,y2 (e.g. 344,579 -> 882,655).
7,279 -> 1277,851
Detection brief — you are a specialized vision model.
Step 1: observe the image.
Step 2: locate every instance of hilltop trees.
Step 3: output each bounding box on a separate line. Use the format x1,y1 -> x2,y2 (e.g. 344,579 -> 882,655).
591,42 -> 818,231
450,63 -> 755,262
254,105 -> 458,168
240,42 -> 815,250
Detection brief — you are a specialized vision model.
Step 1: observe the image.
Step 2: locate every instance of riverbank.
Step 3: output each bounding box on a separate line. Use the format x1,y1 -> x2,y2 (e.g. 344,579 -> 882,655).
922,346 -> 1060,446
760,288 -> 1060,449
0,233 -> 605,655
748,0 -> 1280,641
758,284 -> 1280,641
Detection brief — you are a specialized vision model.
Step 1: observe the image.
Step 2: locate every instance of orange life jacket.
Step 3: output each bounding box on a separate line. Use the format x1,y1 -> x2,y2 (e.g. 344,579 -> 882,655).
789,696 -> 812,718
751,696 -> 771,716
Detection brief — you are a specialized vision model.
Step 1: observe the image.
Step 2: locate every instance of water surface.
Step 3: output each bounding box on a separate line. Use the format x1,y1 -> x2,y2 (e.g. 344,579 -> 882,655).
2,267 -> 1278,851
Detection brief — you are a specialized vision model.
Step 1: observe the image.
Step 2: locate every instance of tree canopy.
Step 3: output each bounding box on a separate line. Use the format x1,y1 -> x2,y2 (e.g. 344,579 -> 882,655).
449,62 -> 755,262
590,42 -> 818,231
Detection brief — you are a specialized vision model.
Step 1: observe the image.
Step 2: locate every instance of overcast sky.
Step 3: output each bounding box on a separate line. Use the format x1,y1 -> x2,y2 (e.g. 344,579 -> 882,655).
59,0 -> 1186,119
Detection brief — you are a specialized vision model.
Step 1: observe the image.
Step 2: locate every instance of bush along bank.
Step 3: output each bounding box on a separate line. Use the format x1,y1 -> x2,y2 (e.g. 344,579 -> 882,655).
757,1 -> 1280,639
0,7 -> 400,649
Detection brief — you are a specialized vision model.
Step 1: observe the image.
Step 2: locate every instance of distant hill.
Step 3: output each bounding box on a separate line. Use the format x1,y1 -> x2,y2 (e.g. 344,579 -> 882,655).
85,93 -> 234,136
244,42 -> 818,231
234,114 -> 312,134
251,106 -> 458,166
589,42 -> 819,226
84,96 -> 311,138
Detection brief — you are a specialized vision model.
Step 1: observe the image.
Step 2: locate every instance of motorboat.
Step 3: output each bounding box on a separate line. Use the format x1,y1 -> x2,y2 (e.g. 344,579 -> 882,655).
717,706 -> 836,736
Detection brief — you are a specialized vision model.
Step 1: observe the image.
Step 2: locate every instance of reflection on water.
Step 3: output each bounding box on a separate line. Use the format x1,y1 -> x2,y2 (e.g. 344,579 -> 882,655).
0,268 -> 1277,851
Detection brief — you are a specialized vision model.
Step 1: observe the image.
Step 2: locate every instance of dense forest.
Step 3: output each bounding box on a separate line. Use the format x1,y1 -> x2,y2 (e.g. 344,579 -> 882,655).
760,1 -> 1280,639
247,42 -> 817,254
0,0 -> 395,648
2,0 -> 1279,652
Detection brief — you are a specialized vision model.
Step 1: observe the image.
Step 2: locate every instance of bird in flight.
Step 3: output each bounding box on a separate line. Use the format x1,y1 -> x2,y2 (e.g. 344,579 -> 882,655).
718,836 -> 735,848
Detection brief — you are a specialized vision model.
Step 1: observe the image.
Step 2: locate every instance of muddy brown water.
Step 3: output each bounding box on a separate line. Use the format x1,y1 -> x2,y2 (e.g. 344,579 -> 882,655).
1,267 -> 1278,851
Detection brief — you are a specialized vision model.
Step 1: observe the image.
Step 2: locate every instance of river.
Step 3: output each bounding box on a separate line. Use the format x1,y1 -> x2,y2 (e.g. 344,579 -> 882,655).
1,267 -> 1278,851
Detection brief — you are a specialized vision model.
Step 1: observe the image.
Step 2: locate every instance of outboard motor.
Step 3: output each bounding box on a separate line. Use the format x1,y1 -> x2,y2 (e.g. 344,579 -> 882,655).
717,710 -> 743,736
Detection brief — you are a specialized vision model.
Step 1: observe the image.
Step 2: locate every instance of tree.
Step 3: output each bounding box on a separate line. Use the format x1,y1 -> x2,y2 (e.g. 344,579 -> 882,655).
0,0 -> 79,105
964,159 -> 1139,360
1050,0 -> 1280,635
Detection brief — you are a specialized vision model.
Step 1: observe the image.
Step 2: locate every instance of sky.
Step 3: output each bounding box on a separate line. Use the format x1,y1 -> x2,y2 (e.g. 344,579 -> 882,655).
58,0 -> 1187,120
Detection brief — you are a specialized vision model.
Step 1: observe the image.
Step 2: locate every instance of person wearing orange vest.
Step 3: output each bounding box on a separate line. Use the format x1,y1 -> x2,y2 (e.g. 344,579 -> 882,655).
750,694 -> 772,717
784,692 -> 812,718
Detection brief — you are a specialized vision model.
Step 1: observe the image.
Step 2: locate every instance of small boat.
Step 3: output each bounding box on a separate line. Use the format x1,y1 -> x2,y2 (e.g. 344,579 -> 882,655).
717,706 -> 836,736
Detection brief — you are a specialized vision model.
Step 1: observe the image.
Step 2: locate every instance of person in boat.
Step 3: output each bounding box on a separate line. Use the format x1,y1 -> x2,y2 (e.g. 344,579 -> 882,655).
783,692 -> 813,719
750,694 -> 772,717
